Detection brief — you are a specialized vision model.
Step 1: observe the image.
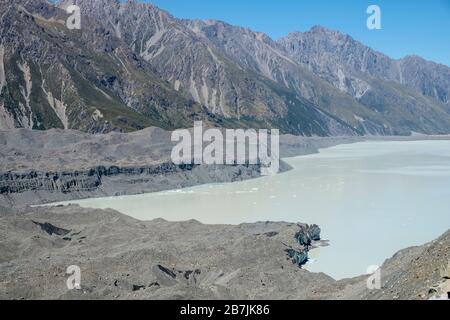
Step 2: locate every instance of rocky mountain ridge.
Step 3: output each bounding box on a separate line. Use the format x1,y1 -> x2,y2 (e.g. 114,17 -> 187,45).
0,0 -> 449,136
279,26 -> 450,105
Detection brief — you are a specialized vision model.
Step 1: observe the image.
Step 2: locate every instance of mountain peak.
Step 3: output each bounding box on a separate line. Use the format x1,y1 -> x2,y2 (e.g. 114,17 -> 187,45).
309,25 -> 333,33
1,0 -> 449,135
281,25 -> 348,42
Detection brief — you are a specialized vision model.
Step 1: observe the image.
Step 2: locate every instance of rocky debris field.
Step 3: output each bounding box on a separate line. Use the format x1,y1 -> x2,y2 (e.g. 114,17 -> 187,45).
0,205 -> 333,300
0,205 -> 448,300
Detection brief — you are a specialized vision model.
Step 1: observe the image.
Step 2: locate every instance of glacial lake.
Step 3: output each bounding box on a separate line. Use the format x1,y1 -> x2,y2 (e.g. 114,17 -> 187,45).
56,140 -> 450,280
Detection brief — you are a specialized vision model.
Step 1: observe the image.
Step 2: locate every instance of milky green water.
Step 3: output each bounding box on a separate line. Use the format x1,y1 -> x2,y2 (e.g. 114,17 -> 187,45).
58,140 -> 450,279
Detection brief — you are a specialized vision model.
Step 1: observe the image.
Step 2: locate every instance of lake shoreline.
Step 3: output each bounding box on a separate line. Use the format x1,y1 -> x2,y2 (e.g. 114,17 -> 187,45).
0,129 -> 362,208
56,139 -> 450,280
1,132 -> 450,299
2,127 -> 450,209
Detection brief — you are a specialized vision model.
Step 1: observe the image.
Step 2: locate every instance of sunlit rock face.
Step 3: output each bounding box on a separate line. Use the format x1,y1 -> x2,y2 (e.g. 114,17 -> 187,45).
1,0 -> 450,136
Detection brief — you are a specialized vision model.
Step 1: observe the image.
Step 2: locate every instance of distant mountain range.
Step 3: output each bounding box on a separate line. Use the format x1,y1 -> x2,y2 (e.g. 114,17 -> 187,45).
1,0 -> 449,136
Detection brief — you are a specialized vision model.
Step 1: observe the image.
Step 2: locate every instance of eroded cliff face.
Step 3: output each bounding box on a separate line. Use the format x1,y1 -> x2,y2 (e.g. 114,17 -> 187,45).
0,127 -> 294,207
0,163 -> 194,195
0,162 -> 267,207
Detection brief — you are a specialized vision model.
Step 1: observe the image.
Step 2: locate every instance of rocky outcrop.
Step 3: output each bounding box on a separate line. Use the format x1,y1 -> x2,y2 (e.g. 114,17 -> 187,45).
31,220 -> 71,236
286,224 -> 322,267
0,162 -> 267,207
0,163 -> 196,194
295,224 -> 321,247
286,248 -> 309,268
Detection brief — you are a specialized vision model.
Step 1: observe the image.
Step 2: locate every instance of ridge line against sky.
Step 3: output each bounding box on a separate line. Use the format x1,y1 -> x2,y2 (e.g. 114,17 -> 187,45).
144,0 -> 450,67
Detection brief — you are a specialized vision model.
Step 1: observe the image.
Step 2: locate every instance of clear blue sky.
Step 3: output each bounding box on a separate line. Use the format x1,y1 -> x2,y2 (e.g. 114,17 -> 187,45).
144,0 -> 450,67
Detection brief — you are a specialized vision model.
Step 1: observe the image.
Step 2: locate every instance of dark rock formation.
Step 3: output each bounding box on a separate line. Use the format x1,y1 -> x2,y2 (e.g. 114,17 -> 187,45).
132,285 -> 146,292
286,248 -> 309,268
151,265 -> 178,287
286,224 -> 322,267
156,265 -> 177,279
295,224 -> 321,247
0,163 -> 195,194
183,270 -> 201,280
31,220 -> 71,236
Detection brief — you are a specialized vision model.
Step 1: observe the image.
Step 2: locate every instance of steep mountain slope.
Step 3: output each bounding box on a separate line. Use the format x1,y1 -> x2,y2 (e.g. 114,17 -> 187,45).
278,27 -> 450,133
279,27 -> 450,106
182,19 -> 393,135
69,0 -> 358,136
1,0 -> 449,136
0,0 -> 219,133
